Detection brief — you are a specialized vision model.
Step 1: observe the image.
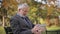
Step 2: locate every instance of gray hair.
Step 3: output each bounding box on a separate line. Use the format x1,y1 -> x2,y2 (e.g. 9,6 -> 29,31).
18,3 -> 29,10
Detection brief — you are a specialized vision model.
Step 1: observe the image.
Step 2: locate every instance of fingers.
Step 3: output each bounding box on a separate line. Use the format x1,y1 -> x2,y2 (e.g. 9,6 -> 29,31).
40,26 -> 46,32
32,24 -> 46,34
35,30 -> 42,34
34,24 -> 41,29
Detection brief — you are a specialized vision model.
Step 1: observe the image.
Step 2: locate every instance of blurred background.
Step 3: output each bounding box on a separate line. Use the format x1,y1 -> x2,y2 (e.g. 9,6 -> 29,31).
0,0 -> 60,34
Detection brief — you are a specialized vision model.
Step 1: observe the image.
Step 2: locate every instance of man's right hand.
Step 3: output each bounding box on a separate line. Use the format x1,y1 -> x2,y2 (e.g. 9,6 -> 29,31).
31,24 -> 42,34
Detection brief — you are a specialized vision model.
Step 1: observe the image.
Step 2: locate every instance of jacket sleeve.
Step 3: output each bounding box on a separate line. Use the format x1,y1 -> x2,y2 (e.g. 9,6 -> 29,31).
10,18 -> 33,34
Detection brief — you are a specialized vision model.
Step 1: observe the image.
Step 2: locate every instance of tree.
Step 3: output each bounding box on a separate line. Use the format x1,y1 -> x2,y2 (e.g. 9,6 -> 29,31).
1,0 -> 18,27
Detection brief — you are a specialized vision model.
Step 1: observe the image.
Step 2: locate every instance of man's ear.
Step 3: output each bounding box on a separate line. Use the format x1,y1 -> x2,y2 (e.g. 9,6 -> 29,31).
19,9 -> 21,12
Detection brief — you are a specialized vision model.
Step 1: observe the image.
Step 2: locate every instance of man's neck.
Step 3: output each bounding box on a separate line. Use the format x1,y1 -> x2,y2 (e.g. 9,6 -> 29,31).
17,13 -> 26,17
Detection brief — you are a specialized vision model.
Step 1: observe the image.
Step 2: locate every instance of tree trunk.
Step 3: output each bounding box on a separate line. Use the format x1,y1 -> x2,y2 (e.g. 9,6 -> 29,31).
45,16 -> 51,27
54,16 -> 59,26
2,16 -> 5,27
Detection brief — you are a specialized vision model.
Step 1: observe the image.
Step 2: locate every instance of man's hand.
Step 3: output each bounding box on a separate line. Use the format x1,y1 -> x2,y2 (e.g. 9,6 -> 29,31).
31,24 -> 46,34
34,30 -> 42,34
31,24 -> 42,34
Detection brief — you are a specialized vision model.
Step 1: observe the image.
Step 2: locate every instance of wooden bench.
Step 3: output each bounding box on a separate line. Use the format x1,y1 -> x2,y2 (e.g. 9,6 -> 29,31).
46,30 -> 60,34
4,27 -> 60,34
4,27 -> 13,34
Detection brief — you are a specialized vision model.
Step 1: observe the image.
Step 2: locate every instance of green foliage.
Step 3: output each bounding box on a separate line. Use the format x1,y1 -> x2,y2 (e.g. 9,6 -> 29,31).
0,26 -> 6,34
0,0 -> 60,27
28,0 -> 47,24
0,7 -> 7,16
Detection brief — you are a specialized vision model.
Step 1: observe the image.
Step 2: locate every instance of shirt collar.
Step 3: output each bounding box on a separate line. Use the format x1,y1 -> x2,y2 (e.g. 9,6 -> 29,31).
17,13 -> 26,18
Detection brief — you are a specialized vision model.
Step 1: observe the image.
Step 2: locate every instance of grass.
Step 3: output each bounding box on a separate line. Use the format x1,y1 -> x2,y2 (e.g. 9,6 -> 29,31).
0,26 -> 6,34
46,25 -> 60,31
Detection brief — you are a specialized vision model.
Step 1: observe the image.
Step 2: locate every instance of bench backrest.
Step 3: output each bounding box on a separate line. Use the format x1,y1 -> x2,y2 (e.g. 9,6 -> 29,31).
4,27 -> 13,34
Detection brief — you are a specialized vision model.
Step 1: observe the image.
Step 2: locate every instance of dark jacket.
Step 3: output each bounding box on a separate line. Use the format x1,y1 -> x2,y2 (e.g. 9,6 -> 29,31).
10,14 -> 34,34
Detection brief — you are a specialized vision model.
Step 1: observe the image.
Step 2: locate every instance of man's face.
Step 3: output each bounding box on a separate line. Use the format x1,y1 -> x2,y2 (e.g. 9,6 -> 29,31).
19,7 -> 29,16
23,7 -> 29,15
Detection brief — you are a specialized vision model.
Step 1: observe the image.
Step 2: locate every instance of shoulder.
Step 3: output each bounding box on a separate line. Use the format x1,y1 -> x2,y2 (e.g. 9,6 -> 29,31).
10,15 -> 21,21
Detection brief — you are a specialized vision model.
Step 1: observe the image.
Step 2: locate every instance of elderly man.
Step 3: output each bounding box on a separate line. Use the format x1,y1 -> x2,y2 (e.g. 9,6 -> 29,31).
10,3 -> 45,34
